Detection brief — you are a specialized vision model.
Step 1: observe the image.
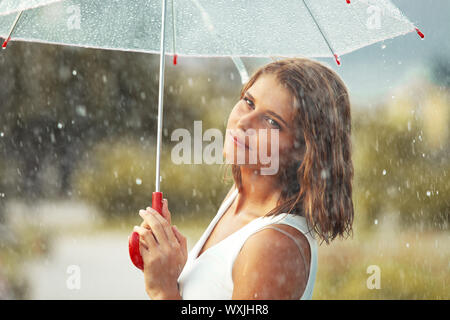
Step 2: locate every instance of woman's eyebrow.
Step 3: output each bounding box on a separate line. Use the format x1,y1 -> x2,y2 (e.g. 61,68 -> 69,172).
246,92 -> 289,128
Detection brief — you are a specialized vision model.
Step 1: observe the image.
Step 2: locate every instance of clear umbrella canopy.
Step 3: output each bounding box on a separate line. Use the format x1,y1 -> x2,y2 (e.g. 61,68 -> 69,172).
0,0 -> 422,60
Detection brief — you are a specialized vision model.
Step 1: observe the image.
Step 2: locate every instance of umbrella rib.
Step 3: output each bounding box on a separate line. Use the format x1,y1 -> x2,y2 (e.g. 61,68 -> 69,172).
2,10 -> 23,49
301,0 -> 341,65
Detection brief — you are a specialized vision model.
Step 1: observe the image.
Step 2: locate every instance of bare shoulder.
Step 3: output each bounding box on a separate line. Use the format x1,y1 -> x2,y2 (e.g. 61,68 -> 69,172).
232,223 -> 311,300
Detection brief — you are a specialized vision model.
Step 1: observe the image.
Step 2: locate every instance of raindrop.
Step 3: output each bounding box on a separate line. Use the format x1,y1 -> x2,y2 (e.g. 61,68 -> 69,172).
136,178 -> 142,185
407,121 -> 411,131
381,44 -> 386,49
0,193 -> 5,198
102,75 -> 107,83
113,171 -> 118,178
230,72 -> 235,81
0,132 -> 4,137
76,105 -> 87,117
406,242 -> 410,248
426,191 -> 431,197
374,219 -> 378,225
72,70 -> 77,76
140,92 -> 146,100
57,123 -> 63,129
418,135 -> 422,141
382,169 -> 387,175
422,153 -> 425,158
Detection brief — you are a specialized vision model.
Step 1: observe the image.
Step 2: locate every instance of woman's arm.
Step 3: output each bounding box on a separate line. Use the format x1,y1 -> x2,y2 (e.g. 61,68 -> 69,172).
231,226 -> 310,300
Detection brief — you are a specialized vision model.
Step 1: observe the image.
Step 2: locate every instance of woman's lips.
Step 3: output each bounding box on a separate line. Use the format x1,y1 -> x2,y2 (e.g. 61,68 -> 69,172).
229,131 -> 250,150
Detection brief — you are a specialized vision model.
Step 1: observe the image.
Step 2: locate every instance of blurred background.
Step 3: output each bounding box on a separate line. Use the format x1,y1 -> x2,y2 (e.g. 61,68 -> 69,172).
0,0 -> 449,299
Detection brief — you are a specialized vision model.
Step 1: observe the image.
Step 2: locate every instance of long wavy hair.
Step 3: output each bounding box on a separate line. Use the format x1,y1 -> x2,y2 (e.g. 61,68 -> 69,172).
223,58 -> 354,245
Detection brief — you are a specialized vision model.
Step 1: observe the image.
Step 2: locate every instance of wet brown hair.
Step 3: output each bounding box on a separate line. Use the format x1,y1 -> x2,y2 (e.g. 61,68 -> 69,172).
224,57 -> 354,245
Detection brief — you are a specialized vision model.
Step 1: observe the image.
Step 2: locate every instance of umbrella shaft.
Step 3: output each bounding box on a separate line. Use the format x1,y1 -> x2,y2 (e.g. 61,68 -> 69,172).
155,0 -> 168,192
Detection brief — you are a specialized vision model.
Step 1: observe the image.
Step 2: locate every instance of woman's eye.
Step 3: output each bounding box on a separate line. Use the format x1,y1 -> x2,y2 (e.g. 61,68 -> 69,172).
243,97 -> 254,109
267,117 -> 281,129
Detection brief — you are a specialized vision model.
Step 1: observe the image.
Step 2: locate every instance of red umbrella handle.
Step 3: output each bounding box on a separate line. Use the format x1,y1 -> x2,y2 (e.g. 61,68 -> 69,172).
129,191 -> 163,270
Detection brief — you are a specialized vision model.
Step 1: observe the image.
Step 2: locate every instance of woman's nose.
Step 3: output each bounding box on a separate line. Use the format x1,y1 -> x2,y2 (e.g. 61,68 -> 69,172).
236,112 -> 258,133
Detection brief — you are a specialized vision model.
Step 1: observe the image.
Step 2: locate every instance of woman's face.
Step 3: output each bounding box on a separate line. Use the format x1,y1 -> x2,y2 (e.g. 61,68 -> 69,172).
223,74 -> 300,175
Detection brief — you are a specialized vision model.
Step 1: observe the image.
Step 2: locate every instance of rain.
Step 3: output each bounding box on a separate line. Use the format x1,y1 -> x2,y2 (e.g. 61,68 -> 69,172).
0,0 -> 448,302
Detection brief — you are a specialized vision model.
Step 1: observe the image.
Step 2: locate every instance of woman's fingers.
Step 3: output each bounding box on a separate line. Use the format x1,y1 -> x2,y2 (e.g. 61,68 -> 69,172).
139,198 -> 171,228
161,199 -> 172,225
149,209 -> 178,245
133,226 -> 158,250
140,209 -> 169,244
139,237 -> 149,251
172,225 -> 187,257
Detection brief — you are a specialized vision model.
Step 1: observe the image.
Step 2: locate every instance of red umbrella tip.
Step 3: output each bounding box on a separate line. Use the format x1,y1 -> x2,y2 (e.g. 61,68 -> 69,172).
2,36 -> 11,49
173,54 -> 178,65
334,54 -> 341,66
346,0 -> 351,4
415,28 -> 425,39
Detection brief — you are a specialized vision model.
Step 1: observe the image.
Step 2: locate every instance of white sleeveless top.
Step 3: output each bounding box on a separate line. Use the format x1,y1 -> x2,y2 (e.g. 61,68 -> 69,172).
177,187 -> 318,300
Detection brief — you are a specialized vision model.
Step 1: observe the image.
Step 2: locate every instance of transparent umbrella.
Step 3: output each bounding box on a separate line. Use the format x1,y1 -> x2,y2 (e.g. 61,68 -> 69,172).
0,0 -> 424,270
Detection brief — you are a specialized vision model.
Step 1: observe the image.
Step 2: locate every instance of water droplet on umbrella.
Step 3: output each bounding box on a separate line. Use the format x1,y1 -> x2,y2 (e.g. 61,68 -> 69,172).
382,169 -> 387,175
72,70 -> 77,76
136,178 -> 142,185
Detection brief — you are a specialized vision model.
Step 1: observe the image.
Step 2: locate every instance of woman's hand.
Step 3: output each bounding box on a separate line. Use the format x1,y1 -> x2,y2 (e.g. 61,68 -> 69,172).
133,202 -> 187,300
140,198 -> 172,227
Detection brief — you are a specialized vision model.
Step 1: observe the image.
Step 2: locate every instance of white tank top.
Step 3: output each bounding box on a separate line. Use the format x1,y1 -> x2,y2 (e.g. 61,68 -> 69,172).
177,187 -> 318,300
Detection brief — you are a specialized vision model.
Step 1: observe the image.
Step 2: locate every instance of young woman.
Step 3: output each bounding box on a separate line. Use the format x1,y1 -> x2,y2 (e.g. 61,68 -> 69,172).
133,58 -> 354,300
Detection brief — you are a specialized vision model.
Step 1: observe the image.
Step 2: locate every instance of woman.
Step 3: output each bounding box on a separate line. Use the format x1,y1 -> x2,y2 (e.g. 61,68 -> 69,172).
133,58 -> 354,300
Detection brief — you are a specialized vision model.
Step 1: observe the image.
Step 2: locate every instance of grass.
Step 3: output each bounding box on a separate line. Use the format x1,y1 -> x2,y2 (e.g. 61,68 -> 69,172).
312,224 -> 449,299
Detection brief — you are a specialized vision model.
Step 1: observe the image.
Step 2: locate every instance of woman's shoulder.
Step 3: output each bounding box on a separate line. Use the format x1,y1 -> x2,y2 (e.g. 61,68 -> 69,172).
231,223 -> 310,299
